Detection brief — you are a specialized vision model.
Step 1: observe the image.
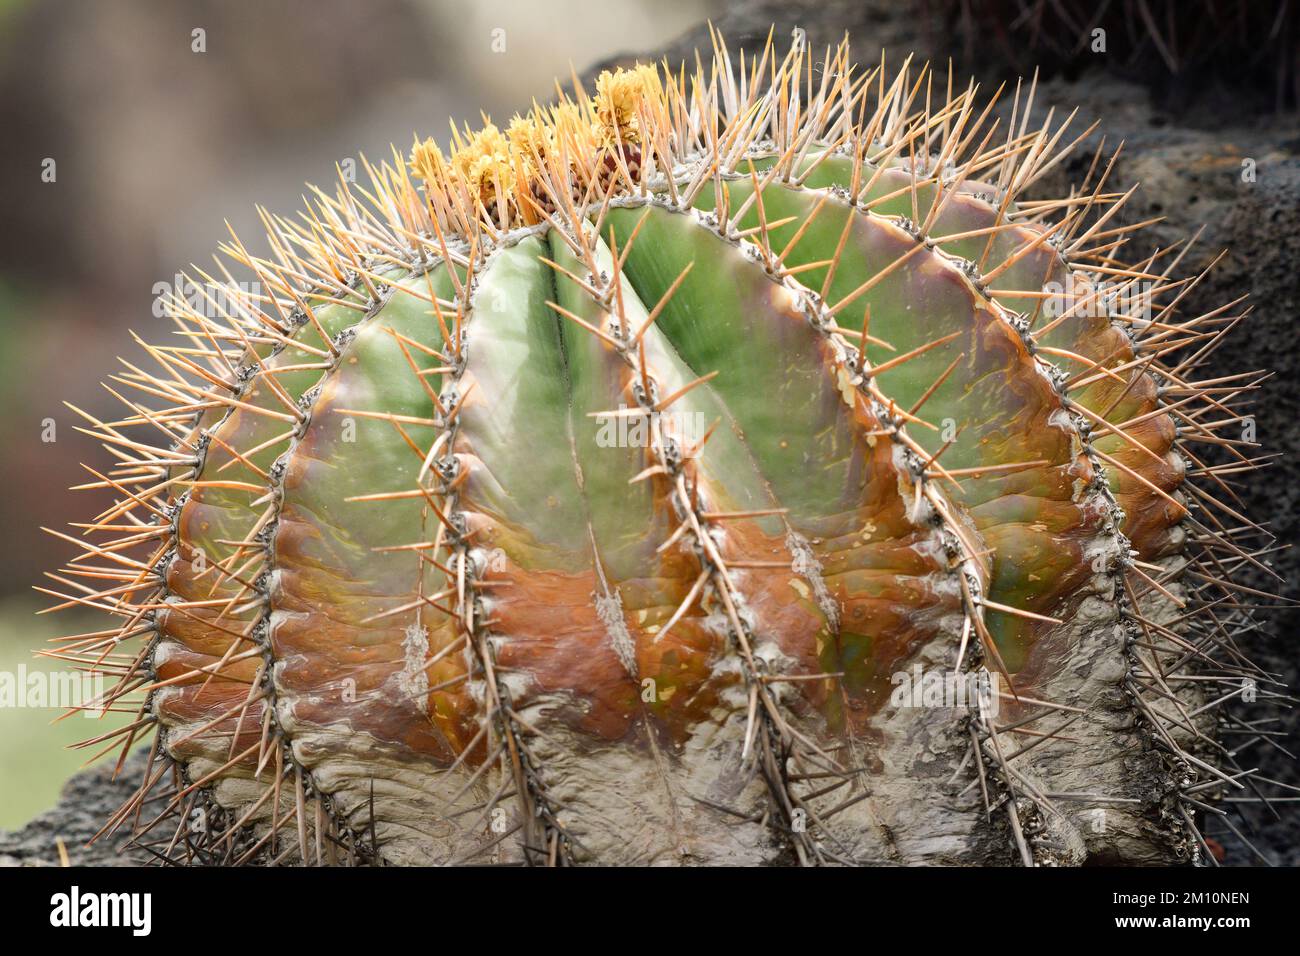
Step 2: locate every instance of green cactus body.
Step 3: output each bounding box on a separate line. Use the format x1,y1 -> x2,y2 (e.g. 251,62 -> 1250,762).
45,35 -> 1271,866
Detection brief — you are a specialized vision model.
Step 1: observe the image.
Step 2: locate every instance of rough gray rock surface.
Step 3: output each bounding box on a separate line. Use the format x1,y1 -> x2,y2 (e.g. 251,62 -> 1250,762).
0,751 -> 150,866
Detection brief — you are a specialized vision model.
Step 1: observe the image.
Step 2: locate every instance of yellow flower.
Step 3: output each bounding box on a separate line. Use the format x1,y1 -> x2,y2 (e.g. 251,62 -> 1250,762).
506,114 -> 556,180
592,64 -> 660,146
408,136 -> 446,185
449,123 -> 513,208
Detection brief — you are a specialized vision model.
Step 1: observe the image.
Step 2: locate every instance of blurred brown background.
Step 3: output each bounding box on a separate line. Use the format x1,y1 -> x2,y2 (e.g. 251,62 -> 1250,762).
0,0 -> 720,827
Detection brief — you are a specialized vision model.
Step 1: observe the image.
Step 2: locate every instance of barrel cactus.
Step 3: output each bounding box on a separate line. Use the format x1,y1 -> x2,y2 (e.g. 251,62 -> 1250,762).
43,31 -> 1278,866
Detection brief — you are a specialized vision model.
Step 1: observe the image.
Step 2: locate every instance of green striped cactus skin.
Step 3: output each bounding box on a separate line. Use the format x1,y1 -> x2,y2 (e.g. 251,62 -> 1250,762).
45,34 -> 1271,866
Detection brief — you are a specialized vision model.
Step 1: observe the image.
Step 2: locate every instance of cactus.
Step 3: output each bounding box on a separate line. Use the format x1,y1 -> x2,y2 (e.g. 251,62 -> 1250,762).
43,32 -> 1280,866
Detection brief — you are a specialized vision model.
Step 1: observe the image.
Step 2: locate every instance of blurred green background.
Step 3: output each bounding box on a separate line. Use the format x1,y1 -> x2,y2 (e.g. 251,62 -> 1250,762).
0,0 -> 717,830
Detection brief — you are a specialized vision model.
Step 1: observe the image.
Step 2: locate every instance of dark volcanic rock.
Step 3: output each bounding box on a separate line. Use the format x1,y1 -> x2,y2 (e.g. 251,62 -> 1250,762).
0,751 -> 150,867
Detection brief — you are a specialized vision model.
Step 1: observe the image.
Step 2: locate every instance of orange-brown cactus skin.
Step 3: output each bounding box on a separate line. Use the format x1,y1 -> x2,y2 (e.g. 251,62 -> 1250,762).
45,36 -> 1273,867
